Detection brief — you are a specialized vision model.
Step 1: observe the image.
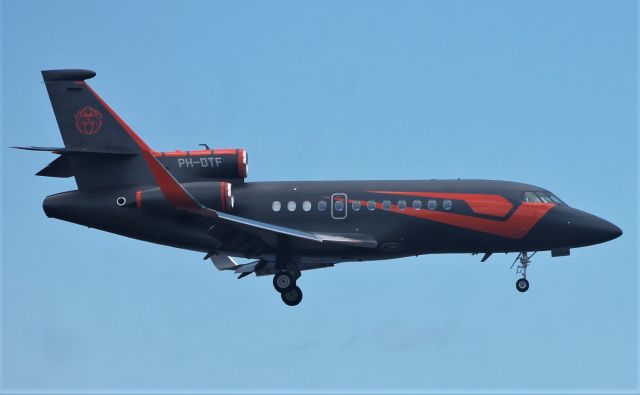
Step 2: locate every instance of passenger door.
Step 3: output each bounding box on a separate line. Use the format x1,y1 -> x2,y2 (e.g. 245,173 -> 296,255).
331,193 -> 348,220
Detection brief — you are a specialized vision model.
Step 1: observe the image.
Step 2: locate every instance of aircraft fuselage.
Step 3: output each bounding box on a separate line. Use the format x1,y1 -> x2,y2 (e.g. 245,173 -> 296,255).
43,179 -> 621,264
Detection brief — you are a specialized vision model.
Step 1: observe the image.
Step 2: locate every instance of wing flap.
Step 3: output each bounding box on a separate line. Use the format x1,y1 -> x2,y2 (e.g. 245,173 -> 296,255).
215,211 -> 323,242
210,253 -> 238,270
314,232 -> 378,248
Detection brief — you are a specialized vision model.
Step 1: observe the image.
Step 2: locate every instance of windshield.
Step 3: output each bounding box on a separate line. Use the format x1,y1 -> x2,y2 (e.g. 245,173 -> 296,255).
523,191 -> 566,205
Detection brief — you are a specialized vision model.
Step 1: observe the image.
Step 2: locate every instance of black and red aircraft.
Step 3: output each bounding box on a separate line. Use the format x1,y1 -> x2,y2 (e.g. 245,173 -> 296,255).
16,69 -> 622,306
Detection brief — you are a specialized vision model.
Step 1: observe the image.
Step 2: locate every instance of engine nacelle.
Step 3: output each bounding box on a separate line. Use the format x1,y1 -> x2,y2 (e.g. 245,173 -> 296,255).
134,181 -> 233,212
154,148 -> 247,182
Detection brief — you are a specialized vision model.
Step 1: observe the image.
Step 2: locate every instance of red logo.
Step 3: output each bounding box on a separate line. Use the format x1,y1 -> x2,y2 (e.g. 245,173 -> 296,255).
75,106 -> 103,135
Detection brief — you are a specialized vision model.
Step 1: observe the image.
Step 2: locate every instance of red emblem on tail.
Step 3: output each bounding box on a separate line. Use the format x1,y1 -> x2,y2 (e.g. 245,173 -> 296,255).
75,106 -> 103,135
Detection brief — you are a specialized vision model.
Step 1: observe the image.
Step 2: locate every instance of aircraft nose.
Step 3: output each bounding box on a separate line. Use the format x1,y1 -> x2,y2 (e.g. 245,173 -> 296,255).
597,218 -> 623,241
570,210 -> 622,246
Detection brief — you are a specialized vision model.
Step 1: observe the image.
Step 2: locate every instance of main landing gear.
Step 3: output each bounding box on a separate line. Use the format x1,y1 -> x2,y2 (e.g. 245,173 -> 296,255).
273,270 -> 295,293
512,251 -> 536,293
273,270 -> 302,306
281,286 -> 303,306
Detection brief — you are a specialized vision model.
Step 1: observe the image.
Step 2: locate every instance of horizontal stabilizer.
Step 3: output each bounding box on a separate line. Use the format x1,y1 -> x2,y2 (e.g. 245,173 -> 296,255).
42,69 -> 96,82
12,146 -> 137,156
36,156 -> 73,178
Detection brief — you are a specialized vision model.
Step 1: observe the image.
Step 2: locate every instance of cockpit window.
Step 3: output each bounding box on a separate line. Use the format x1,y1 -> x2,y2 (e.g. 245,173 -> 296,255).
547,194 -> 566,205
523,192 -> 541,203
536,193 -> 552,203
523,191 -> 566,205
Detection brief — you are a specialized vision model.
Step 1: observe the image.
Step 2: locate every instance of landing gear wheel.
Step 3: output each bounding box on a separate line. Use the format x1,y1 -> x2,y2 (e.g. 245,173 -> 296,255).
273,270 -> 295,293
281,286 -> 303,306
516,278 -> 530,293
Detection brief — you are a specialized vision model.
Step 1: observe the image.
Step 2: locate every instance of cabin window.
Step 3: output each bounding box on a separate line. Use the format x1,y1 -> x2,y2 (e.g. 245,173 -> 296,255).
412,200 -> 422,210
382,200 -> 391,210
352,200 -> 361,211
398,200 -> 407,210
318,200 -> 328,211
302,201 -> 311,211
287,201 -> 297,211
367,200 -> 376,211
335,200 -> 345,212
443,199 -> 453,211
272,201 -> 281,212
427,199 -> 437,210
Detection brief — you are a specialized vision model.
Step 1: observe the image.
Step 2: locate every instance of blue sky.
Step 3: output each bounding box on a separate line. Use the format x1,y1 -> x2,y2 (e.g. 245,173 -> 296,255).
1,0 -> 637,393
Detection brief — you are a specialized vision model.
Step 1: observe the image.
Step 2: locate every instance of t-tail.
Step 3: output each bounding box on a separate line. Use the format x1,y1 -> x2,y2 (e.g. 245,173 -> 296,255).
14,69 -> 156,189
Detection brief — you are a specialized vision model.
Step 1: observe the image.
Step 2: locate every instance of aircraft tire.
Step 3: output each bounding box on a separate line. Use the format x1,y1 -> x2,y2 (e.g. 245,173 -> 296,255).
281,286 -> 303,306
516,278 -> 530,293
273,270 -> 295,293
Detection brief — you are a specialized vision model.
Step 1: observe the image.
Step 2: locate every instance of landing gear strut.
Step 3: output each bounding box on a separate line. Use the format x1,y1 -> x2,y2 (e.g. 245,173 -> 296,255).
272,236 -> 303,306
273,270 -> 303,306
512,251 -> 536,293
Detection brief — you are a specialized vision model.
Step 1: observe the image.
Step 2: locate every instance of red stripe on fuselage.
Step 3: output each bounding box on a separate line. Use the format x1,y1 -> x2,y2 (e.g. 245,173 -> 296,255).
369,191 -> 514,217
350,199 -> 554,239
398,202 -> 554,239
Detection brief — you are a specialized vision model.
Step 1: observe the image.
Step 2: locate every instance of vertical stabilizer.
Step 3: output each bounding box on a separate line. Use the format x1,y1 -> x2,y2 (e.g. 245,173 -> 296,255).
41,69 -> 155,188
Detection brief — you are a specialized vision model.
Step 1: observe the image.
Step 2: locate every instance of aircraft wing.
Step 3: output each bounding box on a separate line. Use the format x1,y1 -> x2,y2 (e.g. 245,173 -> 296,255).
214,210 -> 322,242
139,150 -> 378,254
215,211 -> 377,247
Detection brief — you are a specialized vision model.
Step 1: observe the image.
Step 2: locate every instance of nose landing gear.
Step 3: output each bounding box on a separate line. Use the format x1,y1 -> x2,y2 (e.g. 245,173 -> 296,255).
516,278 -> 530,292
511,251 -> 536,293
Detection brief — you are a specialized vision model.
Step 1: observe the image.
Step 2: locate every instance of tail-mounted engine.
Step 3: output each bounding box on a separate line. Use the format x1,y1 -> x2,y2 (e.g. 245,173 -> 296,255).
133,181 -> 234,212
154,148 -> 247,182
